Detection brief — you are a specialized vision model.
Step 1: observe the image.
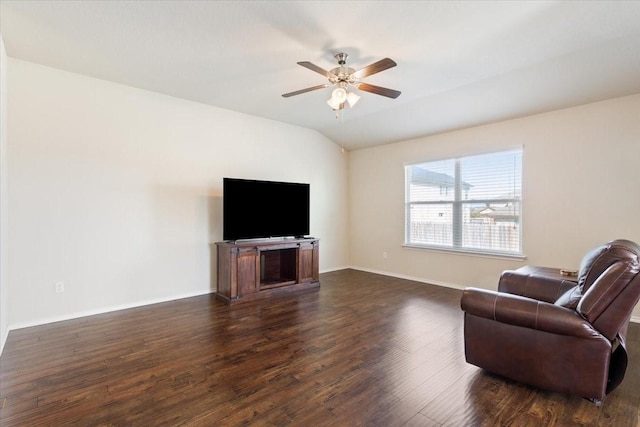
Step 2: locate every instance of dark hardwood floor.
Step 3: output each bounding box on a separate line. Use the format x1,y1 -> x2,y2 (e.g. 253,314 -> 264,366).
1,269 -> 639,426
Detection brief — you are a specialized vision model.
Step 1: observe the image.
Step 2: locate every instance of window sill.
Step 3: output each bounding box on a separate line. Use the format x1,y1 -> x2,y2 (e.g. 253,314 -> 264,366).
402,243 -> 527,261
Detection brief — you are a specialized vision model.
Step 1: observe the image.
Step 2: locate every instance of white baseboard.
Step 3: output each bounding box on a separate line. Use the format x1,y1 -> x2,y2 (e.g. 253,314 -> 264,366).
8,268 -> 640,332
9,289 -> 214,331
320,265 -> 351,274
347,266 -> 640,324
8,268 -> 347,331
0,327 -> 8,355
347,265 -> 467,291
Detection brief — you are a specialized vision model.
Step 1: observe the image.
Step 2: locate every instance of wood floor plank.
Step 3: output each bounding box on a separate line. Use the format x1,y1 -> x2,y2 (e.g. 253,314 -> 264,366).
1,269 -> 639,426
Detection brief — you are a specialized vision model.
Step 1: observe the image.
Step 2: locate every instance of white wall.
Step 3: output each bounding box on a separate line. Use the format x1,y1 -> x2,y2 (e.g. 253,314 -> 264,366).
8,59 -> 349,328
7,56 -> 640,333
0,36 -> 9,352
349,93 -> 640,320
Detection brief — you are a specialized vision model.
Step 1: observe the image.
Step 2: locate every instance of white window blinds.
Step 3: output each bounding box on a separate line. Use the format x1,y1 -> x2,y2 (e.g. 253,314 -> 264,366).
405,149 -> 522,256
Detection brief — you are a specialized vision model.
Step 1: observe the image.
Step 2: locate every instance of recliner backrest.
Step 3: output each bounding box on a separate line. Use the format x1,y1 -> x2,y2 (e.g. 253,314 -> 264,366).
574,240 -> 640,340
577,239 -> 640,292
555,240 -> 640,312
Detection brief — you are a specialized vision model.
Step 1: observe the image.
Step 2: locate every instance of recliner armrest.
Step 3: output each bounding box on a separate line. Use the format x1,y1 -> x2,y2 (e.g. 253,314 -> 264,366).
461,287 -> 601,339
498,266 -> 577,303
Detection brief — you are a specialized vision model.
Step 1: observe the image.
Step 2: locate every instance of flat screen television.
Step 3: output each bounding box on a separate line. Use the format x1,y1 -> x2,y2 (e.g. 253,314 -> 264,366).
223,177 -> 310,241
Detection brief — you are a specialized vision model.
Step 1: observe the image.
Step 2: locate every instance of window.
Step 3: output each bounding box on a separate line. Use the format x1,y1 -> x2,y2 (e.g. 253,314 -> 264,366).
405,149 -> 522,256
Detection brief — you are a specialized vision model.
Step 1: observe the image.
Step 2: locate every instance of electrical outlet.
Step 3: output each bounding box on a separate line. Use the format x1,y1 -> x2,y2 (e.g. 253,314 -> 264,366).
383,251 -> 388,259
55,281 -> 64,293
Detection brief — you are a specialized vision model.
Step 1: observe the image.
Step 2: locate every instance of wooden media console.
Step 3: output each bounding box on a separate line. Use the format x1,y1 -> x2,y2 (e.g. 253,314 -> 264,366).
215,238 -> 319,304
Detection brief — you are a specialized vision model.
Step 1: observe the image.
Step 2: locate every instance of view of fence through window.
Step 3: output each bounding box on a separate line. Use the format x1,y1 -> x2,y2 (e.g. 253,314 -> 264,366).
405,149 -> 522,255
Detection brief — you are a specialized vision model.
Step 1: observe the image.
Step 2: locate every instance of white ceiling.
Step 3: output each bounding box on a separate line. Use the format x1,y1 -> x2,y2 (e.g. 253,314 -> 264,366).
2,1 -> 640,151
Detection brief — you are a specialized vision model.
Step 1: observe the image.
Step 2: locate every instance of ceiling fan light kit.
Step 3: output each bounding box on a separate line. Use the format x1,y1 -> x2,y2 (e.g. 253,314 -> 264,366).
327,87 -> 347,109
283,52 -> 400,117
326,85 -> 361,111
346,91 -> 361,108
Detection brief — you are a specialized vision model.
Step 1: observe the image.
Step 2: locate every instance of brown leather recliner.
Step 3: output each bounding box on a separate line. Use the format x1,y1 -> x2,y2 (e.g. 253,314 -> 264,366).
460,239 -> 640,404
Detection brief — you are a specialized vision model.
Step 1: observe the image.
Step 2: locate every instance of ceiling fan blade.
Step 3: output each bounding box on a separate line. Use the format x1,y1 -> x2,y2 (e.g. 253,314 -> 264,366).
358,83 -> 401,99
297,61 -> 333,79
282,84 -> 330,98
352,58 -> 397,79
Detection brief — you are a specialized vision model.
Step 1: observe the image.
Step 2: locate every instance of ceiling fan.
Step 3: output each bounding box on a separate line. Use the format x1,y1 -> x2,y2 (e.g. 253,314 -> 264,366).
282,53 -> 401,113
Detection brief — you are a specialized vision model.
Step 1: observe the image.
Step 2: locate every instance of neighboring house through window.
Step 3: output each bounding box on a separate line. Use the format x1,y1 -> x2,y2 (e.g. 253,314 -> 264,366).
404,149 -> 523,256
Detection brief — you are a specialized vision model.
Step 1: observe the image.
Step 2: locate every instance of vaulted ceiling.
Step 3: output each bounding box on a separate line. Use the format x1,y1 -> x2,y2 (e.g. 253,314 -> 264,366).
2,1 -> 640,151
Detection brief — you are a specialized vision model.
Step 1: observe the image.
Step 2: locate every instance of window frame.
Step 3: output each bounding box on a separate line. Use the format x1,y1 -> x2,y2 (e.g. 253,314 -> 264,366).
404,149 -> 524,259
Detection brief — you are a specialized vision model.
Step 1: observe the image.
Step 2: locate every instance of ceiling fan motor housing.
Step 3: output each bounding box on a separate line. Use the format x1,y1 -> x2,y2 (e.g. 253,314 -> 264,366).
330,67 -> 356,84
330,53 -> 356,85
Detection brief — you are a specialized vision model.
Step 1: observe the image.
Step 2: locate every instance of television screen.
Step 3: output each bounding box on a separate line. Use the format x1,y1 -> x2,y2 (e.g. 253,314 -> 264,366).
223,178 -> 310,241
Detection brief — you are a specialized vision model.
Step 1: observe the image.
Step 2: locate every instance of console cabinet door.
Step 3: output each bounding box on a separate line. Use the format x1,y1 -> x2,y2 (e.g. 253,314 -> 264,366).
298,241 -> 318,283
237,248 -> 259,296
